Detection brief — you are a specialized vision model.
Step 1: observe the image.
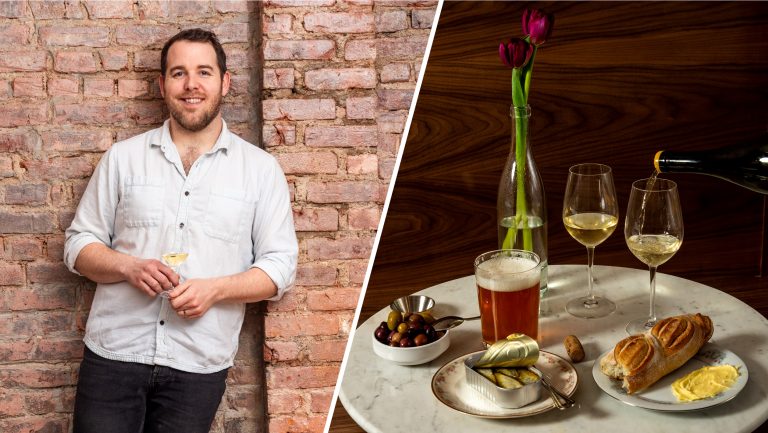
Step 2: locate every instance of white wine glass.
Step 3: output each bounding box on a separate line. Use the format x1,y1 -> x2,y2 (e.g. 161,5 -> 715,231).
160,224 -> 188,299
624,178 -> 683,334
563,163 -> 619,318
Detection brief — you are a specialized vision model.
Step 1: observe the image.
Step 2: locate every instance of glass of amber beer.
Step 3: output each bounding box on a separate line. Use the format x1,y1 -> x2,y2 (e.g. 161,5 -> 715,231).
474,249 -> 542,346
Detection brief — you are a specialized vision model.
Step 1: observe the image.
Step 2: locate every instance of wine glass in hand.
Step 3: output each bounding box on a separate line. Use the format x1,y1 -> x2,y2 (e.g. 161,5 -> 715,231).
624,177 -> 683,334
160,224 -> 188,299
563,163 -> 619,318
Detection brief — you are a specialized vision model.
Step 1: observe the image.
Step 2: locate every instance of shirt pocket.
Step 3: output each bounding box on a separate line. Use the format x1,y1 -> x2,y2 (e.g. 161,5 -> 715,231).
203,187 -> 252,243
122,177 -> 164,227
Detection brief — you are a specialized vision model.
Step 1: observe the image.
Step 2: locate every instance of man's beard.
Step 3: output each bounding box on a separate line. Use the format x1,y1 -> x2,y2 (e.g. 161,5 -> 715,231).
167,91 -> 223,133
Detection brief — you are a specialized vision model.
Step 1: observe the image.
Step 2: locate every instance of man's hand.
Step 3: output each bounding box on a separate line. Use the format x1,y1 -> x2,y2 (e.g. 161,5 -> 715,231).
168,278 -> 220,319
123,257 -> 179,297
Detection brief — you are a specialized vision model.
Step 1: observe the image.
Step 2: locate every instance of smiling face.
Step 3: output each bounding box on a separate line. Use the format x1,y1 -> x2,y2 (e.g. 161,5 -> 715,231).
159,40 -> 231,133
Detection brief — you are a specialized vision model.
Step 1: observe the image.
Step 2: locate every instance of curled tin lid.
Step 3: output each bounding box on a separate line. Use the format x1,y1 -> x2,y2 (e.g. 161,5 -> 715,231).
474,333 -> 539,368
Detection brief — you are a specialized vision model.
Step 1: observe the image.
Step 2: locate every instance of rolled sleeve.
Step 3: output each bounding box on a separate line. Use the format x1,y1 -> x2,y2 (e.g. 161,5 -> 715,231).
249,159 -> 298,302
64,147 -> 118,275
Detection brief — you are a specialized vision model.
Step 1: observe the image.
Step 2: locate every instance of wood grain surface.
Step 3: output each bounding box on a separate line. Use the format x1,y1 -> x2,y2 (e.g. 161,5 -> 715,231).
330,2 -> 768,432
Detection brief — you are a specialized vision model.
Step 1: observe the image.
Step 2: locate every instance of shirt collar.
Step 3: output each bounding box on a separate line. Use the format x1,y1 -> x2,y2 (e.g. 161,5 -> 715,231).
151,119 -> 231,155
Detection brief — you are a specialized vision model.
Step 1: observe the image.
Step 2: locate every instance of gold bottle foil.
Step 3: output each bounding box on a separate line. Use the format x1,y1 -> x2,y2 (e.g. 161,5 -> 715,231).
474,333 -> 539,368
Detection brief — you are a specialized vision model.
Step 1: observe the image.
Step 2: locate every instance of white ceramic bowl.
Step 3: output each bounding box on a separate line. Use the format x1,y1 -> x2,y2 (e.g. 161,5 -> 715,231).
371,330 -> 450,365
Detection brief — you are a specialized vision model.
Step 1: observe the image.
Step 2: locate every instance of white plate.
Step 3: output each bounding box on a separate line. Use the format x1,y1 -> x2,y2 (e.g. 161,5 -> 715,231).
592,343 -> 748,411
431,350 -> 578,418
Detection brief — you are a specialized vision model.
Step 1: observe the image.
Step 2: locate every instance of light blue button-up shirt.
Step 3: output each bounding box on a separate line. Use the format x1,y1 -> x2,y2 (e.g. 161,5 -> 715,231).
64,120 -> 298,373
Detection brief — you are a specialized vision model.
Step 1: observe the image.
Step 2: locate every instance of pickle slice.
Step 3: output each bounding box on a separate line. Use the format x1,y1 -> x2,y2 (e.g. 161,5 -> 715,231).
494,373 -> 523,389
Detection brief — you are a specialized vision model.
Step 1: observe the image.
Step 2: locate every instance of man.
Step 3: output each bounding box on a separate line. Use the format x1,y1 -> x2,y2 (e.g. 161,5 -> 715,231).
64,29 -> 298,433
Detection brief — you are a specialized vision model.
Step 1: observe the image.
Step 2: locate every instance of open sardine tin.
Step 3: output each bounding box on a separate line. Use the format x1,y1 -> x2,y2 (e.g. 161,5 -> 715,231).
464,334 -> 542,408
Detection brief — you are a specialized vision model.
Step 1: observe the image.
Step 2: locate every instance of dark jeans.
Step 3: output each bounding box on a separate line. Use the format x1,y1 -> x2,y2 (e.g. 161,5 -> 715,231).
73,347 -> 228,433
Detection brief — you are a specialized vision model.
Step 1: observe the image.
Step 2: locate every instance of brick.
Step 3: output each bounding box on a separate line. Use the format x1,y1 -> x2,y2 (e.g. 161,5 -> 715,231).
0,129 -> 40,153
31,337 -> 83,360
347,154 -> 378,175
379,156 -> 396,179
0,51 -> 47,72
263,40 -> 335,60
307,181 -> 379,203
54,51 -> 99,73
346,96 -> 377,120
377,111 -> 407,133
267,390 -> 303,414
27,262 -> 81,284
4,183 -> 49,206
376,10 -> 408,33
268,416 -> 309,433
83,0 -> 133,18
226,386 -> 259,411
214,0 -> 252,13
263,123 -> 296,147
263,99 -> 335,121
264,14 -> 292,34
8,237 -> 45,261
0,416 -> 68,433
412,8 -> 436,28
118,79 -> 150,98
276,152 -> 337,175
0,1 -> 28,18
305,126 -> 377,148
0,23 -> 29,45
21,156 -> 93,180
45,236 -> 66,261
292,207 -> 339,231
263,341 -> 300,363
347,260 -> 368,285
213,22 -> 249,43
0,211 -> 57,234
0,364 -> 73,388
116,25 -> 178,47
54,102 -> 126,124
381,62 -> 410,82
307,338 -> 347,362
378,132 -> 401,154
12,75 -> 44,97
0,103 -> 48,127
344,39 -> 375,61
0,337 -> 35,361
39,26 -> 110,47
0,79 -> 9,98
265,313 -> 339,338
265,0 -> 334,5
41,129 -> 113,152
2,284 -> 77,310
310,388 -> 333,413
0,263 -> 24,286
169,0 -> 212,17
47,77 -> 79,96
347,207 -> 381,230
83,78 -> 114,97
305,68 -> 376,90
127,101 -> 166,125
304,12 -> 374,34
307,288 -> 360,311
267,288 -> 299,312
267,365 -> 340,389
0,156 -> 14,177
378,88 -> 414,110
295,263 -> 337,286
264,68 -> 294,89
377,36 -> 428,60
305,236 -> 374,260
100,49 -> 129,71
65,1 -> 85,18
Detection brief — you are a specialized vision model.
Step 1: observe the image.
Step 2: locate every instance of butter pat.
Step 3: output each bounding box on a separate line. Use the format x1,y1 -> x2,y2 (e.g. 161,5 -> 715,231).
671,365 -> 740,402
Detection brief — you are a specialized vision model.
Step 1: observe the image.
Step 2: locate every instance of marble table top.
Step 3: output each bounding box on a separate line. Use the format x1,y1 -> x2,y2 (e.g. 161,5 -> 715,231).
339,265 -> 768,433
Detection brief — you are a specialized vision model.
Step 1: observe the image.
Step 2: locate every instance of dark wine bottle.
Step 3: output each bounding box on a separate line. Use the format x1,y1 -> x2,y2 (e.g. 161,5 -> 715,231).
654,136 -> 768,194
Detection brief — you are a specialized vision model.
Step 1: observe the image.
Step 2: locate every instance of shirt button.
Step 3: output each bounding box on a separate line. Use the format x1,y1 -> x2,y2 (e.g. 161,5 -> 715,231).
184,191 -> 190,196
160,320 -> 165,325
179,222 -> 185,229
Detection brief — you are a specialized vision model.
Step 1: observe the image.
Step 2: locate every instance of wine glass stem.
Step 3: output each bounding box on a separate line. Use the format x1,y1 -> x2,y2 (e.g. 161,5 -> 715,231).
648,265 -> 657,326
586,246 -> 596,304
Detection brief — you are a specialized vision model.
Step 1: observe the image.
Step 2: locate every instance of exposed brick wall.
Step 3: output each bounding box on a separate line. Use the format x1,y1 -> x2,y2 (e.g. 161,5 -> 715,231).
261,1 -> 434,432
0,0 -> 434,432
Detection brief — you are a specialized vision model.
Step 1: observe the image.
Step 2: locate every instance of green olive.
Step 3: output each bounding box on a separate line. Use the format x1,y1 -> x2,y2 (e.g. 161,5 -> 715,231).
397,322 -> 408,334
387,310 -> 402,331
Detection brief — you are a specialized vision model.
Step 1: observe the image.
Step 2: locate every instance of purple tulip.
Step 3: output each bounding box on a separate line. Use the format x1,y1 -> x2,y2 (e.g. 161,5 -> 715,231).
522,8 -> 554,46
499,38 -> 533,69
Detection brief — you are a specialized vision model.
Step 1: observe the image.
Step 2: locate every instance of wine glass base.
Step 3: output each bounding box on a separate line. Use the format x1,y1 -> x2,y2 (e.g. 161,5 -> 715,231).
625,317 -> 656,335
566,296 -> 616,319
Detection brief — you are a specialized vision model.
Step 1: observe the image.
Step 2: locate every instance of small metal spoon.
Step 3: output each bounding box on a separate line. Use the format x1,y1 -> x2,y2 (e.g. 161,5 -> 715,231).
431,315 -> 481,331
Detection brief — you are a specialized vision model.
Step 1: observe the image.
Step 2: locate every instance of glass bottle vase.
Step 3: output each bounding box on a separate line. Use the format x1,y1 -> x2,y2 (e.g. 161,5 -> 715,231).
497,104 -> 548,294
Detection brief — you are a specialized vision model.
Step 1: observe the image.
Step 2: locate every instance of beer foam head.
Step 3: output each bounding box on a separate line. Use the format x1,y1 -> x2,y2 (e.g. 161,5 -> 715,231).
475,255 -> 540,292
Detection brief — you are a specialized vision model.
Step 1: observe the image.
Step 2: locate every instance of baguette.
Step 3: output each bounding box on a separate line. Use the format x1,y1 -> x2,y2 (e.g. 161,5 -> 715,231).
600,313 -> 713,394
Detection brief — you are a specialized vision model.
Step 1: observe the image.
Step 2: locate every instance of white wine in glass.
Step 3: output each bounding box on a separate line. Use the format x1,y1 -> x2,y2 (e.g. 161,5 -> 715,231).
563,164 -> 619,318
160,252 -> 188,298
624,177 -> 683,334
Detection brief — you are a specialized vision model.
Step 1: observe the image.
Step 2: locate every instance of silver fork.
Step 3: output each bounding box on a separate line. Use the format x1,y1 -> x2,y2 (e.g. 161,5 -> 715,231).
529,366 -> 575,409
